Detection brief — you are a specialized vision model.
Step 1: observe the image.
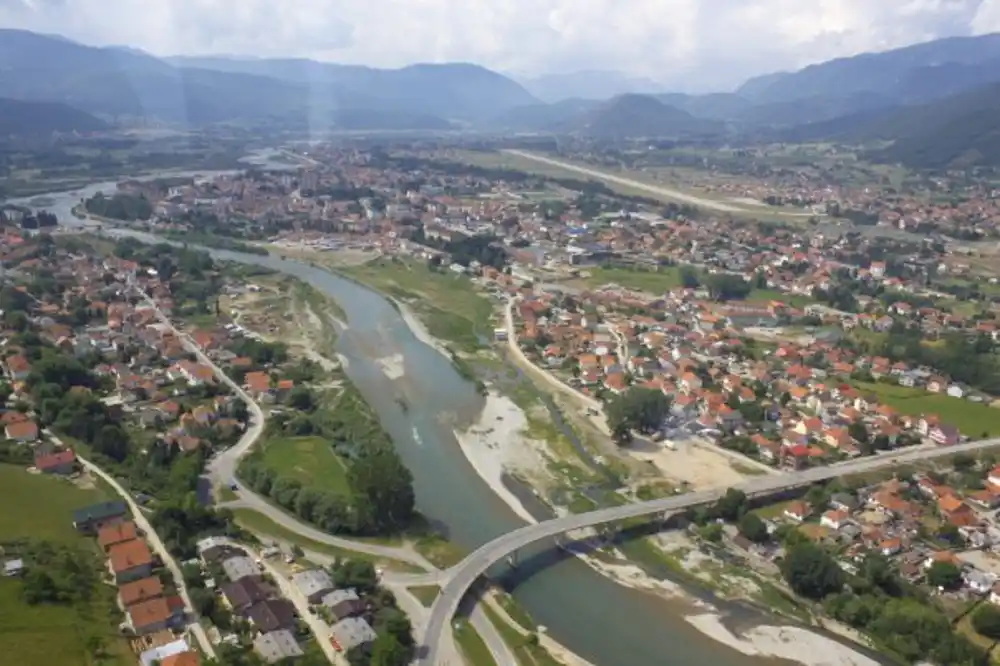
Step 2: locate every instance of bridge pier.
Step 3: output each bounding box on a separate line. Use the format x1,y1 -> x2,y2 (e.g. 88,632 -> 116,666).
506,550 -> 519,568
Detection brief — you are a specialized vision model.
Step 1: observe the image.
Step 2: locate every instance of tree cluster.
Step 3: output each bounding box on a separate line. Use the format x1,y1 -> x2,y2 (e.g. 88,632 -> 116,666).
606,387 -> 672,444
239,384 -> 415,537
85,192 -> 153,221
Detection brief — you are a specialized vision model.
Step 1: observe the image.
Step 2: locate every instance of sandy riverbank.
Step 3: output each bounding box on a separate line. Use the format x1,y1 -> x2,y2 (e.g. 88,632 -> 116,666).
453,393 -> 882,666
396,298 -> 453,360
687,615 -> 881,666
453,392 -> 544,525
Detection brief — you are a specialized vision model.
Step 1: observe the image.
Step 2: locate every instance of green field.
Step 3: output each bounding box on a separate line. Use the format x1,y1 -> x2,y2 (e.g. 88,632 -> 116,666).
0,464 -> 130,666
259,436 -> 352,496
340,259 -> 495,352
581,266 -> 683,293
851,381 -> 1000,437
0,465 -> 109,545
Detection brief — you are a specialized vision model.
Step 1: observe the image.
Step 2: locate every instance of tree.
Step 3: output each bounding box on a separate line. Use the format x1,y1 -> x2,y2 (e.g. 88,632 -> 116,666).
781,541 -> 843,599
93,424 -> 129,463
287,386 -> 315,411
349,448 -> 415,534
926,561 -> 962,590
606,387 -> 672,437
972,604 -> 1000,639
369,632 -> 409,666
714,488 -> 748,522
738,512 -> 769,543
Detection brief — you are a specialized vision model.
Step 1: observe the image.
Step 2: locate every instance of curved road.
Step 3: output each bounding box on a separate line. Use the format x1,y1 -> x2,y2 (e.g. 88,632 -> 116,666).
138,290 -> 513,664
419,435 -> 1000,665
135,289 -> 435,568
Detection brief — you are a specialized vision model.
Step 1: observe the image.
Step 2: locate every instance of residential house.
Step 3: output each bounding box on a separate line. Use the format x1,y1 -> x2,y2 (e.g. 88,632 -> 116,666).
128,596 -> 185,635
254,630 -> 303,664
73,500 -> 128,534
34,448 -> 76,474
965,570 -> 996,594
160,652 -> 200,666
5,354 -> 31,381
783,501 -> 810,523
108,539 -> 155,583
321,588 -> 366,621
220,577 -> 275,614
6,419 -> 39,443
330,617 -> 377,652
930,424 -> 961,447
221,555 -> 261,582
138,638 -> 193,666
119,576 -> 164,608
246,599 -> 297,633
98,521 -> 139,552
291,569 -> 335,605
821,510 -> 852,530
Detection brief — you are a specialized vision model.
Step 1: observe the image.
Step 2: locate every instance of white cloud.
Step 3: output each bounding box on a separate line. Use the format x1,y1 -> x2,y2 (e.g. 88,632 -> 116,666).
0,0 -> 991,90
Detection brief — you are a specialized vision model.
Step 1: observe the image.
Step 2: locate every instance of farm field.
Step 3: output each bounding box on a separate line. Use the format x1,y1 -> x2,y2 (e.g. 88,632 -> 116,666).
851,381 -> 1000,437
0,464 -> 130,666
259,435 -> 352,496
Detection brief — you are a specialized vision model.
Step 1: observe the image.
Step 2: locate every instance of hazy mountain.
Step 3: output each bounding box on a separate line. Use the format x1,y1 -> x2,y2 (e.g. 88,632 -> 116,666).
488,98 -> 601,132
654,92 -> 753,120
0,29 -> 533,129
569,94 -> 723,138
168,55 -> 537,121
0,97 -> 109,136
520,70 -> 666,102
738,33 -> 1000,106
770,82 -> 1000,169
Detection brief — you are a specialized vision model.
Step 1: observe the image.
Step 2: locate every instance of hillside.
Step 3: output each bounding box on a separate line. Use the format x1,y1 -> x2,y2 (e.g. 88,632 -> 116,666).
520,70 -> 667,102
166,56 -> 537,121
867,83 -> 1000,169
738,33 -> 1000,106
0,29 -> 534,127
573,94 -> 722,138
0,98 -> 108,135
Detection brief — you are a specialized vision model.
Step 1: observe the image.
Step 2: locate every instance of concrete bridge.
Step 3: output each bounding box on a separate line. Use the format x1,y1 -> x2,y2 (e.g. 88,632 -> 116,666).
419,436 -> 1000,665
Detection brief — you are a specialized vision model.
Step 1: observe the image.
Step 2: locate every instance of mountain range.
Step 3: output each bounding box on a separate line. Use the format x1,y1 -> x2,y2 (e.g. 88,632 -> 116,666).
4,28 -> 1000,168
0,29 -> 537,131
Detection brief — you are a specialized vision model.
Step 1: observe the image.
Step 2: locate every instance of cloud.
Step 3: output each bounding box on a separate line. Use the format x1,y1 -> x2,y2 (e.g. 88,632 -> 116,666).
0,0 -> 991,89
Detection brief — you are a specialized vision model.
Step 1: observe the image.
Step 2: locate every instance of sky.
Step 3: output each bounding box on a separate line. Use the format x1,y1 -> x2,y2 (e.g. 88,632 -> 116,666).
3,0 -> 1000,90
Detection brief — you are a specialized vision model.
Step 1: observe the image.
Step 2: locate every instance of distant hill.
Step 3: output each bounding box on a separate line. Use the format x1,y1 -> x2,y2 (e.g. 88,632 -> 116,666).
0,29 -> 535,128
488,98 -> 601,132
771,83 -> 1000,169
738,33 -> 1000,106
865,83 -> 1000,169
0,97 -> 109,136
569,94 -> 722,138
167,56 -> 537,121
519,70 -> 667,103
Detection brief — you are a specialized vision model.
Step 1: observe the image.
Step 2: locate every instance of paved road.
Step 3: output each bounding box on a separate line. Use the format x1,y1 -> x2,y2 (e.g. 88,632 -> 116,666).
503,150 -> 744,213
418,435 -> 1000,665
65,442 -> 216,659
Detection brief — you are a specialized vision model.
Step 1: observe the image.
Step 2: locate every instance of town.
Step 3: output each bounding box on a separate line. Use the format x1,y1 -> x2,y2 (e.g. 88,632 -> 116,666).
4,139 -> 1000,666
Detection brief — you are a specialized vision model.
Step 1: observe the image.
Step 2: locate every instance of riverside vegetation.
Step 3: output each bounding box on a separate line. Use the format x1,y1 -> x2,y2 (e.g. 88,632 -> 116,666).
238,379 -> 416,537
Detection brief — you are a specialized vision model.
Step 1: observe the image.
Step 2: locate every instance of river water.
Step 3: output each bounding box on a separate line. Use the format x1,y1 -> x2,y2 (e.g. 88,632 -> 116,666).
7,162 -> 840,666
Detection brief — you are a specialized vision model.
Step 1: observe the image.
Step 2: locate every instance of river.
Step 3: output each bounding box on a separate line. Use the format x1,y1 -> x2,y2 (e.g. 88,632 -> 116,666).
9,163 -> 861,666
